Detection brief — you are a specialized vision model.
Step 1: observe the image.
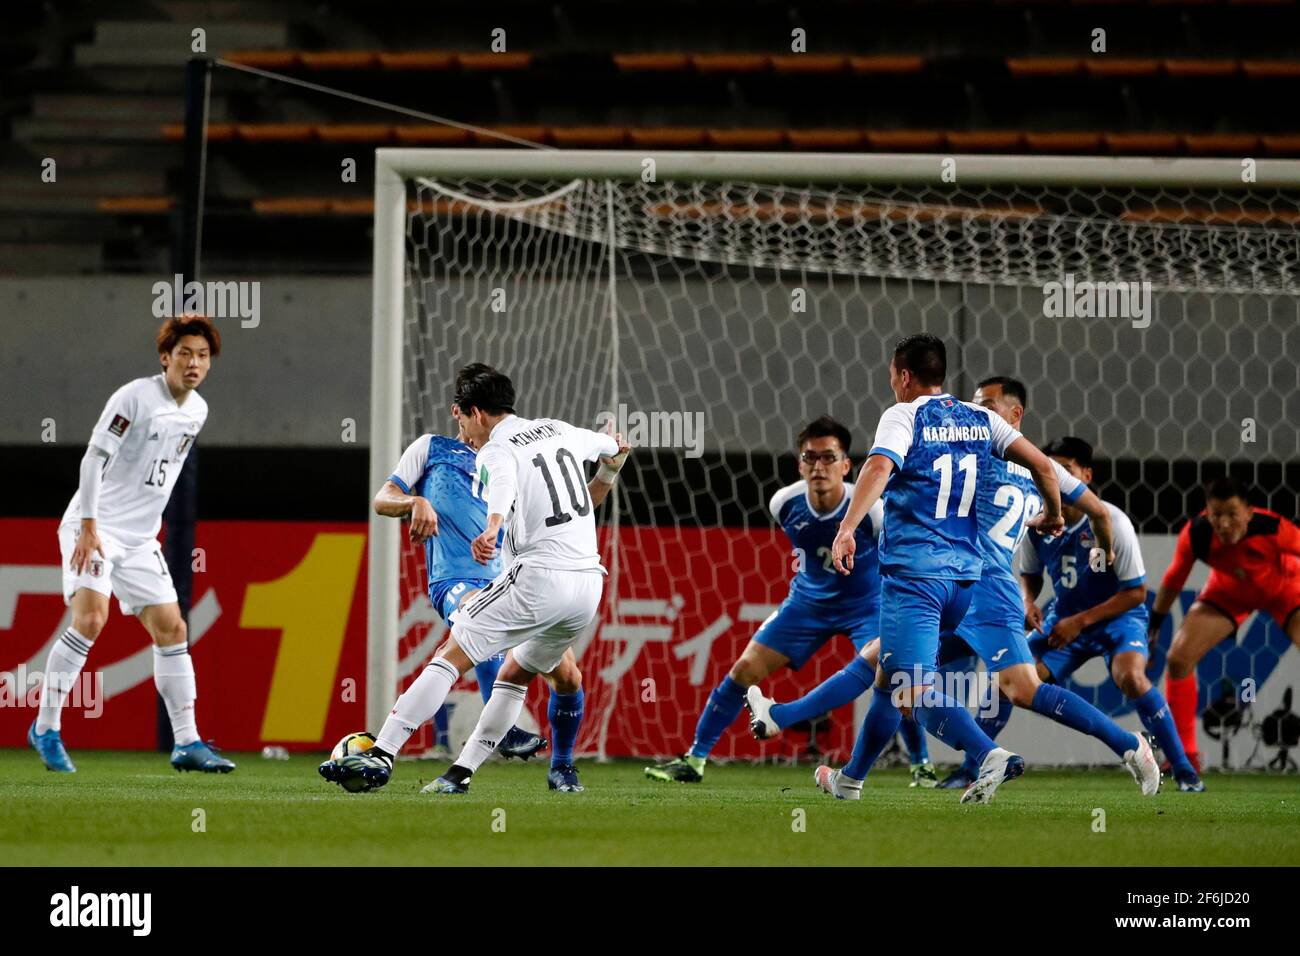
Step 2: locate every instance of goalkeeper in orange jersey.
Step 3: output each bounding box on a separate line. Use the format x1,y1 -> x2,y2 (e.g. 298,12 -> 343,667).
1148,475 -> 1300,773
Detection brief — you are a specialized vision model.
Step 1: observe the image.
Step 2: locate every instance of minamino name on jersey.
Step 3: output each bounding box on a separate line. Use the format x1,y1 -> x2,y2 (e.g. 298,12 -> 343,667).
509,423 -> 562,446
922,424 -> 991,443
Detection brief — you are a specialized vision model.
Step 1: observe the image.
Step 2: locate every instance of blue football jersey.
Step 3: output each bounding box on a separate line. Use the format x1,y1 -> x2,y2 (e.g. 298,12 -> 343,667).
1021,501 -> 1147,626
869,394 -> 1022,580
770,481 -> 883,609
976,457 -> 1085,579
389,434 -> 503,592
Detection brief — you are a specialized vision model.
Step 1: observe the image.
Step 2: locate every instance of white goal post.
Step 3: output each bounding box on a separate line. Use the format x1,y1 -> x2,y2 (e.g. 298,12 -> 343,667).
368,149 -> 1300,763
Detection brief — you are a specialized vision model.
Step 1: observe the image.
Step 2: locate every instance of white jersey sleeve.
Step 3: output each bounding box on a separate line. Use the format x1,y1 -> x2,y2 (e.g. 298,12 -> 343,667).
564,423 -> 620,462
868,403 -> 916,469
1017,536 -> 1043,576
88,382 -> 144,456
476,441 -> 519,519
389,435 -> 431,493
866,497 -> 886,541
1108,504 -> 1146,587
1050,459 -> 1086,505
980,405 -> 1022,457
768,480 -> 806,522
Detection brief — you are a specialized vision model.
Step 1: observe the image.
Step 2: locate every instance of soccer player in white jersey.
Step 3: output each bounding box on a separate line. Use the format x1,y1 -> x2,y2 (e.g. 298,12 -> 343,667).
30,315 -> 235,774
336,366 -> 622,795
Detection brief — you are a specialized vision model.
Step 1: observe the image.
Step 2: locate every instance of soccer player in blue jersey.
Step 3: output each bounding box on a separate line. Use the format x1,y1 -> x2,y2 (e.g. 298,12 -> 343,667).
816,334 -> 1079,805
1012,437 -> 1204,793
758,377 -> 1162,797
320,364 -> 628,792
643,416 -> 934,783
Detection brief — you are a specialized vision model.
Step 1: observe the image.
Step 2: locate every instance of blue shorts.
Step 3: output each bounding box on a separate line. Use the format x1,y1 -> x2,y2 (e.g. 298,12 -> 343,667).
878,574 -> 976,683
945,573 -> 1035,673
752,595 -> 878,670
1029,611 -> 1149,683
429,577 -> 494,623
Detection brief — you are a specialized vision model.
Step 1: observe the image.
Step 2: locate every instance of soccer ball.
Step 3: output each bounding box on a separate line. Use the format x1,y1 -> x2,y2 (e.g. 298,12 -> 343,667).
330,731 -> 376,763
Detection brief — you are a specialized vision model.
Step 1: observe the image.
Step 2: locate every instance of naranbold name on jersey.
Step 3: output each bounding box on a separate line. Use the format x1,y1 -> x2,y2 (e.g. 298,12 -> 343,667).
921,424 -> 992,443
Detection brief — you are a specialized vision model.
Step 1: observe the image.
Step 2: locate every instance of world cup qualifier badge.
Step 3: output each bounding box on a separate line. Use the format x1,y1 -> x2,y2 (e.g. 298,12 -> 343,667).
108,414 -> 130,437
89,558 -> 104,578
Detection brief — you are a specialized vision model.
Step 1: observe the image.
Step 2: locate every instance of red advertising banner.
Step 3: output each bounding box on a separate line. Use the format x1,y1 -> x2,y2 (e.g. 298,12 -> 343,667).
2,519 -> 860,759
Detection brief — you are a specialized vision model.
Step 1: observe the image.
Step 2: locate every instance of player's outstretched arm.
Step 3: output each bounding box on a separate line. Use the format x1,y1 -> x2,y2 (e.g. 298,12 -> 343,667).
373,480 -> 438,541
472,443 -> 517,564
1048,586 -> 1145,648
831,454 -> 892,574
1073,487 -> 1115,566
1147,520 -> 1196,633
1004,436 -> 1063,536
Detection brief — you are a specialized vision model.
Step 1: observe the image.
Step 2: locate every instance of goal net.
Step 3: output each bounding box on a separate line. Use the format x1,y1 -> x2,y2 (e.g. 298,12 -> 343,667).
370,151 -> 1300,768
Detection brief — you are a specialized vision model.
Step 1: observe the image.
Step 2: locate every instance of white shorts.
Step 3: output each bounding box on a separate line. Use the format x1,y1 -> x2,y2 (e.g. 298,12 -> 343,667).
58,522 -> 177,617
451,563 -> 604,675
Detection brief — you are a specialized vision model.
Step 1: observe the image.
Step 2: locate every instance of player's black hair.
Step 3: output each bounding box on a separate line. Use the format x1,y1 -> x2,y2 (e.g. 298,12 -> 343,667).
454,367 -> 516,416
796,416 -> 852,456
454,362 -> 499,395
976,375 -> 1028,410
1043,436 -> 1094,469
1204,474 -> 1251,503
892,333 -> 946,387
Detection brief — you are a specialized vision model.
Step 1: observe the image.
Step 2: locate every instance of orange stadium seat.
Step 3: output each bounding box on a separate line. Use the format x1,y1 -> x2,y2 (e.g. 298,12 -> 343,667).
946,130 -> 1025,152
236,124 -> 314,142
550,126 -> 628,147
377,51 -> 457,70
1103,132 -> 1181,153
1182,133 -> 1261,154
471,125 -> 549,146
1025,131 -> 1103,152
1163,59 -> 1240,77
770,55 -> 848,74
457,52 -> 534,70
393,126 -> 473,145
691,53 -> 768,73
1262,134 -> 1300,155
627,127 -> 708,148
315,124 -> 393,143
865,130 -> 944,150
223,50 -> 299,69
1084,58 -> 1161,77
96,196 -> 176,213
785,129 -> 864,150
251,197 -> 333,214
1242,60 -> 1300,78
1006,58 -> 1083,77
613,53 -> 691,72
328,198 -> 376,215
706,128 -> 784,148
848,55 -> 926,75
299,51 -> 378,70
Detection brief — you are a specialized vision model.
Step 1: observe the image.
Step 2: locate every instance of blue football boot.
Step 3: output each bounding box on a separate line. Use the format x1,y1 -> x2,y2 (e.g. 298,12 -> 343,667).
29,720 -> 76,773
547,763 -> 585,793
497,725 -> 548,761
170,740 -> 236,773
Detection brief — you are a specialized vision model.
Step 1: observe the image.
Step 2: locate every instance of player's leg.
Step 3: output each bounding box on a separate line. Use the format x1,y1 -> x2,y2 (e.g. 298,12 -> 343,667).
1164,602 -> 1237,772
136,601 -> 235,772
30,582 -> 107,772
429,649 -> 537,793
750,641 -> 875,739
646,604 -> 800,783
933,635 -> 985,789
1111,647 -> 1202,791
542,649 -> 584,791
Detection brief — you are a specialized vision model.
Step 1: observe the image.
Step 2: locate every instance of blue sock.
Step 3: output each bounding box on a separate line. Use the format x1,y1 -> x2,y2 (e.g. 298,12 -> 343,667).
911,690 -> 996,766
475,656 -> 504,704
959,684 -> 1014,776
433,704 -> 451,748
547,690 -> 584,767
1032,683 -> 1138,759
899,716 -> 929,764
1134,688 -> 1196,778
689,676 -> 747,759
770,656 -> 874,729
844,689 -> 903,779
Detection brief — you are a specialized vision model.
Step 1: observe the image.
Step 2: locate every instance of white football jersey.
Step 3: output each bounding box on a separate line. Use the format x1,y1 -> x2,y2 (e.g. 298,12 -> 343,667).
62,374 -> 207,548
473,415 -> 619,573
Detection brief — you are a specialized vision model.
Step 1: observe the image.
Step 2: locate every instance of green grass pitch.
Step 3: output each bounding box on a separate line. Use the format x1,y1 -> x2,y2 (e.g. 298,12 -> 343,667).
2,750 -> 1297,866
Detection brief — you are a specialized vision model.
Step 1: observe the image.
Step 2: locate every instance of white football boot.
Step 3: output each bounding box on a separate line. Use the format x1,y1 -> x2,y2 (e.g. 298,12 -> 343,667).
960,747 -> 1025,805
814,765 -> 862,801
745,685 -> 781,740
1123,734 -> 1162,796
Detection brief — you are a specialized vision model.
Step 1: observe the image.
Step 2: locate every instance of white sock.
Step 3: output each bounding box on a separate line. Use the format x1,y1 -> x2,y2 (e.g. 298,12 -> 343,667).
37,628 -> 92,733
375,658 -> 460,756
154,644 -> 199,746
455,680 -> 528,773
